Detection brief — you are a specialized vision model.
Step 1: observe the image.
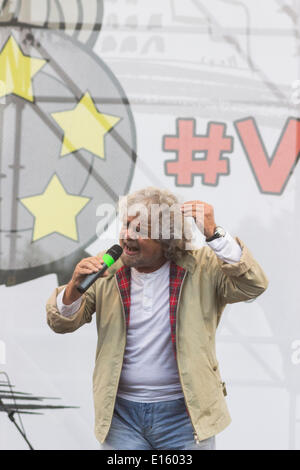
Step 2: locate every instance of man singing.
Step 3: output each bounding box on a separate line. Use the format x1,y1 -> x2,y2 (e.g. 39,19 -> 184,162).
46,187 -> 268,450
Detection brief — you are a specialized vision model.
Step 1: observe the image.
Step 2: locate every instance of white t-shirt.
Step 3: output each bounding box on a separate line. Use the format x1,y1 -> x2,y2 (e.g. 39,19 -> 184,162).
117,260 -> 184,402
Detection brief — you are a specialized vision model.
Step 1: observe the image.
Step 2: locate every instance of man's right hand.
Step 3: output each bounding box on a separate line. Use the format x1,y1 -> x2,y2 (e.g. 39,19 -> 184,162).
63,256 -> 109,305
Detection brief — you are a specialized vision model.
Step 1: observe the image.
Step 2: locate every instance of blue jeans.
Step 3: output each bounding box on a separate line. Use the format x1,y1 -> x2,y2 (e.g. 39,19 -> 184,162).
101,396 -> 216,450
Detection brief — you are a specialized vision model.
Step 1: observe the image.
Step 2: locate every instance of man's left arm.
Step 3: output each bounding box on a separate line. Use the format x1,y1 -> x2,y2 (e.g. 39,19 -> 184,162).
210,236 -> 268,304
181,200 -> 269,304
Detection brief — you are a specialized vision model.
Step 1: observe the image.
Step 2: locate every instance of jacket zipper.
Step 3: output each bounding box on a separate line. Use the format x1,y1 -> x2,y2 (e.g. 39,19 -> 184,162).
175,271 -> 200,444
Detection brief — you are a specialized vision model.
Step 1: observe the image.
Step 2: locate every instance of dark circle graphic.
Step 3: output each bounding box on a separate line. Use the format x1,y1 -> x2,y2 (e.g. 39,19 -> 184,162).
0,26 -> 136,283
0,0 -> 103,48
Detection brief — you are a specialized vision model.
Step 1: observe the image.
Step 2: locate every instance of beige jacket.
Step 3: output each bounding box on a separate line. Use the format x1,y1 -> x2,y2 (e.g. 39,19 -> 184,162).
46,238 -> 268,443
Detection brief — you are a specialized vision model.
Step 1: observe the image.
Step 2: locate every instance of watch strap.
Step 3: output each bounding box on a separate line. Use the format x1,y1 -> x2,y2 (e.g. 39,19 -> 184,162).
206,226 -> 225,242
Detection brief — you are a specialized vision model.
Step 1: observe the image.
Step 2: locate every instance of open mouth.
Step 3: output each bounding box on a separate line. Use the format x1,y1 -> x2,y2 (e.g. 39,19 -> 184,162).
123,242 -> 140,256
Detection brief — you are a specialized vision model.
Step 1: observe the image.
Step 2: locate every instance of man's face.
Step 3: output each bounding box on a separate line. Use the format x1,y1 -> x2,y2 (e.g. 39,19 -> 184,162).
119,216 -> 166,272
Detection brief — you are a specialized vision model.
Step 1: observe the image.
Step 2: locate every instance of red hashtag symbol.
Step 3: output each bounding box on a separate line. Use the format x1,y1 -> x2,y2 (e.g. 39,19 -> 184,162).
163,119 -> 233,185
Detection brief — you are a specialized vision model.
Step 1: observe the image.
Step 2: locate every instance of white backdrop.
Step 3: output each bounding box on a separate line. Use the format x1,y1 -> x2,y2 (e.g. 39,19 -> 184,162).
0,0 -> 299,450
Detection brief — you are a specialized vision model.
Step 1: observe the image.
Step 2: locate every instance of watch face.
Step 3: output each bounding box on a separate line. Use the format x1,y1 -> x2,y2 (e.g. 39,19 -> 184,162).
215,227 -> 226,238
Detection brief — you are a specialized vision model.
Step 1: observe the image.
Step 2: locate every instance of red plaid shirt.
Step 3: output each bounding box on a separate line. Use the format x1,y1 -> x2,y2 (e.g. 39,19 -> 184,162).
115,262 -> 186,358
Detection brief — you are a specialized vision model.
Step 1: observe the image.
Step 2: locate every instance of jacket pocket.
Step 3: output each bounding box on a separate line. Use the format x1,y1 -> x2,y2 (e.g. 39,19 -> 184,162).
206,353 -> 228,396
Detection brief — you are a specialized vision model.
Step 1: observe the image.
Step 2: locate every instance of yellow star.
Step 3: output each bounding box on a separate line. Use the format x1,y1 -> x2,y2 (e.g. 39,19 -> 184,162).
52,91 -> 121,158
20,175 -> 90,242
0,35 -> 46,102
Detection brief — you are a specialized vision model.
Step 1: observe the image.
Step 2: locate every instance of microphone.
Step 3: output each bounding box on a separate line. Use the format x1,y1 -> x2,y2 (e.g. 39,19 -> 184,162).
77,244 -> 123,294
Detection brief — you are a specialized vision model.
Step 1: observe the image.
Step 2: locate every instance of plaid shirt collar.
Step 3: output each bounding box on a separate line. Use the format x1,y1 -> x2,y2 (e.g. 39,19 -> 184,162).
115,262 -> 186,358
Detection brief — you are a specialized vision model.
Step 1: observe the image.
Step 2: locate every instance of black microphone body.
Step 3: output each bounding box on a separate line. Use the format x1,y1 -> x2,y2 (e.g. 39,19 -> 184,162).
77,263 -> 109,294
77,244 -> 123,294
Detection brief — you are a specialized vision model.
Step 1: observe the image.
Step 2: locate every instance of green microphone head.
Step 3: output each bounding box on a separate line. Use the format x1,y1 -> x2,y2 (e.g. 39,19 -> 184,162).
102,253 -> 114,267
102,245 -> 123,267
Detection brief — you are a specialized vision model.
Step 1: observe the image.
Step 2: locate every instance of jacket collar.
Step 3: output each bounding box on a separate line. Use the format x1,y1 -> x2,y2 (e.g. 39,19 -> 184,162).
172,251 -> 196,274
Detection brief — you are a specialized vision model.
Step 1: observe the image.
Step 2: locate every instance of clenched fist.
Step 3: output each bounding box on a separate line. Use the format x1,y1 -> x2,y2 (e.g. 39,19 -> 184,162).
63,256 -> 108,304
180,200 -> 216,239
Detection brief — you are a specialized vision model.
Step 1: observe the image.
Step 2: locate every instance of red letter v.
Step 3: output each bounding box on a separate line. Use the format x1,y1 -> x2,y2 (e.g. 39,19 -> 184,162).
235,117 -> 300,194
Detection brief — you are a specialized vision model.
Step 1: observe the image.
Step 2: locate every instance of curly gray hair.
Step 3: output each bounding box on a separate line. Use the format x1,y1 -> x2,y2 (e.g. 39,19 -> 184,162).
119,187 -> 194,261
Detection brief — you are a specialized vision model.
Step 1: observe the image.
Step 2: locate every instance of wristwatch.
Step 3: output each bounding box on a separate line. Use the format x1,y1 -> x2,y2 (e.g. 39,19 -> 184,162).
206,226 -> 226,242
